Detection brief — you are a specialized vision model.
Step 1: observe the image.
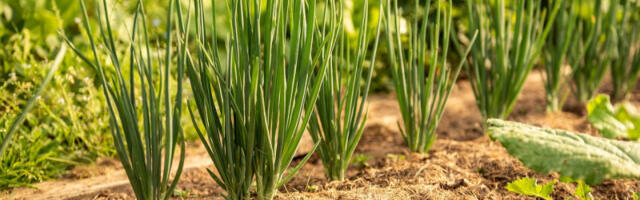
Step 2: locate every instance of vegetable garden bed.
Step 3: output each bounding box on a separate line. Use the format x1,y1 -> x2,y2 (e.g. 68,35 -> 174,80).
4,71 -> 639,200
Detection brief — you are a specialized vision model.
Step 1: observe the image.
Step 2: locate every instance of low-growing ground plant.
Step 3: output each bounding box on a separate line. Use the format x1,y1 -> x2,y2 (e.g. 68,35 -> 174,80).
543,0 -> 577,112
185,0 -> 339,199
0,45 -> 72,188
384,0 -> 477,153
307,0 -> 382,181
610,1 -> 640,100
568,0 -> 616,104
463,0 -> 560,120
505,177 -> 556,200
65,0 -> 187,199
0,46 -> 66,159
506,177 -> 594,200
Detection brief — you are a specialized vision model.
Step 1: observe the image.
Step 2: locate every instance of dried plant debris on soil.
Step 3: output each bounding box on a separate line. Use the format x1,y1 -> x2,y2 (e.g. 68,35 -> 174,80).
280,129 -> 639,200
6,75 -> 640,200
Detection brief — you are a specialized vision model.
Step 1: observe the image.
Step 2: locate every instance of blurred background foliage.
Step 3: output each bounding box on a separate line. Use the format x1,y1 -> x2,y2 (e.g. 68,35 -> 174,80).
0,0 -> 115,188
0,0 -> 207,188
0,0 -> 632,190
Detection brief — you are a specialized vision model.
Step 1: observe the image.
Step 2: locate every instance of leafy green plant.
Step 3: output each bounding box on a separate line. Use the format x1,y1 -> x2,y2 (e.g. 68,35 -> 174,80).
543,0 -> 577,112
186,0 -> 339,199
568,0 -> 616,104
488,119 -> 640,185
463,0 -> 560,120
0,45 -> 85,188
0,0 -> 140,66
0,45 -> 66,160
587,94 -> 640,140
386,153 -> 405,162
505,177 -> 555,200
559,176 -> 595,200
610,1 -> 640,100
308,0 -> 382,181
172,189 -> 193,199
65,0 -> 186,199
383,0 -> 477,153
572,180 -> 593,200
506,177 -> 595,200
350,154 -> 372,169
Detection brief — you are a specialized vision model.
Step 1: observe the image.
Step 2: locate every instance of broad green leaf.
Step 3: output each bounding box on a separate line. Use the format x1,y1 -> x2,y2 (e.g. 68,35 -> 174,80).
488,119 -> 640,185
614,103 -> 640,140
587,94 -> 640,140
505,177 -> 555,200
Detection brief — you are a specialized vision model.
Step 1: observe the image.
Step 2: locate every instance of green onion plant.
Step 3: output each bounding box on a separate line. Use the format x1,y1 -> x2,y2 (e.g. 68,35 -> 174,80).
384,0 -> 477,153
463,0 -> 560,120
185,0 -> 340,199
568,0 -> 616,104
542,0 -> 576,112
307,0 -> 382,181
64,0 -> 186,199
610,1 -> 640,100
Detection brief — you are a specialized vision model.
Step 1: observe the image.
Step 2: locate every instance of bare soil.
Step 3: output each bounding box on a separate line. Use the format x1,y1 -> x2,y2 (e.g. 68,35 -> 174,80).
3,71 -> 639,200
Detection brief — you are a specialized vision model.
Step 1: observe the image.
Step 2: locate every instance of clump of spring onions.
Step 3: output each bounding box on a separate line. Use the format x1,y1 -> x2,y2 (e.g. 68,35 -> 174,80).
543,0 -> 576,112
307,0 -> 382,181
568,0 -> 616,104
65,0 -> 186,199
610,1 -> 640,100
384,0 -> 477,153
463,0 -> 560,120
185,0 -> 340,199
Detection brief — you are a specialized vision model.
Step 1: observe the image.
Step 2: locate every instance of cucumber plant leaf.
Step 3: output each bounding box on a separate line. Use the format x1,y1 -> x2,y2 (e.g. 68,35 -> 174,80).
587,94 -> 640,140
488,119 -> 640,185
505,177 -> 555,200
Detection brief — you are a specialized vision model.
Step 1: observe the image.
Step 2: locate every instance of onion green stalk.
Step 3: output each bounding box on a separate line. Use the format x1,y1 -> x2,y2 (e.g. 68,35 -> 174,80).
307,0 -> 382,181
464,0 -> 560,121
186,0 -> 339,199
543,0 -> 576,112
64,0 -> 186,199
384,0 -> 477,153
184,0 -> 254,199
610,1 -> 640,100
568,0 -> 616,104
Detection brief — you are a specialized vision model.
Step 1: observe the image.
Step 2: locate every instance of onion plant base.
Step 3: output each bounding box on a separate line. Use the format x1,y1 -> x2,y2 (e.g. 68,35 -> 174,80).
186,0 -> 340,199
65,0 -> 187,199
464,0 -> 561,121
384,0 -> 477,153
308,0 -> 383,181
